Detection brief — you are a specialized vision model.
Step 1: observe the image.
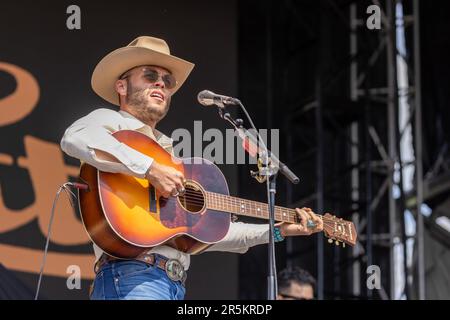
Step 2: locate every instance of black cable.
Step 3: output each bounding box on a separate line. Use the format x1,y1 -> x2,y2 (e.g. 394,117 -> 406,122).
34,182 -> 79,300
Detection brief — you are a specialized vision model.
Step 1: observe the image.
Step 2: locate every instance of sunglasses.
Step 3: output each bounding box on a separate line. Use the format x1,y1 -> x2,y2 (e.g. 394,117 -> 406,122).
120,68 -> 177,90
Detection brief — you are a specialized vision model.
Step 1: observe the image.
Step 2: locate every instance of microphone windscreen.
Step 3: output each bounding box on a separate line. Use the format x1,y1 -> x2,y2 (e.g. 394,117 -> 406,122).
197,90 -> 215,106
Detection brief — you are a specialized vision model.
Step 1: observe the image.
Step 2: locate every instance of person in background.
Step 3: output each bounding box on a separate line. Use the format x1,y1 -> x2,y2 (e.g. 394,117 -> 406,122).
277,266 -> 316,300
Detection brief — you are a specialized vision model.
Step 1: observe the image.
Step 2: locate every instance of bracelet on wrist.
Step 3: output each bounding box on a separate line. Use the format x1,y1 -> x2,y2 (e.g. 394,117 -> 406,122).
273,226 -> 285,242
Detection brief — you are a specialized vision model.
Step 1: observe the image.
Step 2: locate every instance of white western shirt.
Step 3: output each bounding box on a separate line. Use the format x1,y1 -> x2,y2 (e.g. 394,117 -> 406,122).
60,108 -> 270,270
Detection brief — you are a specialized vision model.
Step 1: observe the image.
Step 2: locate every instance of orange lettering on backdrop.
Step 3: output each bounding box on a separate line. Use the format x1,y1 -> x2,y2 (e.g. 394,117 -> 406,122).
0,62 -> 94,279
18,136 -> 88,244
0,62 -> 40,126
0,139 -> 86,240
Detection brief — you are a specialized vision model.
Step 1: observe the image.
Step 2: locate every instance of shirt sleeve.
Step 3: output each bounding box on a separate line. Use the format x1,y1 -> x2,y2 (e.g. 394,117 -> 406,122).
204,222 -> 270,254
60,108 -> 154,178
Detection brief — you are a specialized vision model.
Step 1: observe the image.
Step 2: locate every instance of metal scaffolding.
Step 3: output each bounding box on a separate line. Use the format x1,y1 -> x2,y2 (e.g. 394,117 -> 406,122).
282,0 -> 425,299
237,0 -> 429,300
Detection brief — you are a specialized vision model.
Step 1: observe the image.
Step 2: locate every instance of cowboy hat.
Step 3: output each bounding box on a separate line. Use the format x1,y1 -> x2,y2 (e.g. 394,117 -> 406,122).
91,36 -> 195,105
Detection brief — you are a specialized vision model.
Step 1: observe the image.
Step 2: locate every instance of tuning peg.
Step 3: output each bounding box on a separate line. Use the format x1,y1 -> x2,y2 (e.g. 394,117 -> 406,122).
328,238 -> 333,244
335,240 -> 339,246
342,243 -> 346,248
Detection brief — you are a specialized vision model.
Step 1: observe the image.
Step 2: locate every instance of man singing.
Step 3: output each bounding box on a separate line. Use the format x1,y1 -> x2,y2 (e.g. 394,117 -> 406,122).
60,36 -> 323,300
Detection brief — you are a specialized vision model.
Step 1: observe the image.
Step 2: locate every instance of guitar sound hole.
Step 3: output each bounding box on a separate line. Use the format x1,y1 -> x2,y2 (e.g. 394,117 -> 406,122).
178,181 -> 205,213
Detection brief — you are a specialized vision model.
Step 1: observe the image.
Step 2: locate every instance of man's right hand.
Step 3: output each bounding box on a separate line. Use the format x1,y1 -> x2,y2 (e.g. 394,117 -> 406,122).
145,161 -> 185,198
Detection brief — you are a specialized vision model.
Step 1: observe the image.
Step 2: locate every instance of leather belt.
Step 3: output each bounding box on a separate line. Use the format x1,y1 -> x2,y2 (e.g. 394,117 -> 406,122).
94,253 -> 187,286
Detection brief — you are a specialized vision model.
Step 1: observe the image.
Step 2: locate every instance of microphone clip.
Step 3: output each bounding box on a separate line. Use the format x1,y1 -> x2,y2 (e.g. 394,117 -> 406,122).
250,157 -> 268,184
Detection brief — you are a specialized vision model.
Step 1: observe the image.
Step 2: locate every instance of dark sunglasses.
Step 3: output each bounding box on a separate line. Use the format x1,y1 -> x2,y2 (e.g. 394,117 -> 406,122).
121,69 -> 177,90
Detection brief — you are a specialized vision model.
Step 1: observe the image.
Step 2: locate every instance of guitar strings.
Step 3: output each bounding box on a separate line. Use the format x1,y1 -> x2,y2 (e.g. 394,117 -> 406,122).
164,200 -> 338,231
165,191 -> 340,229
190,191 -> 329,220
179,193 -> 334,222
179,190 -> 340,222
159,193 -> 345,242
182,190 -> 326,219
182,192 -> 329,219
168,198 -> 336,228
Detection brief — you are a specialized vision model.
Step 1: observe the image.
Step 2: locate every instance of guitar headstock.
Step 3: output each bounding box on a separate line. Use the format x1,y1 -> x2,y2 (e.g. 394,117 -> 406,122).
322,213 -> 357,247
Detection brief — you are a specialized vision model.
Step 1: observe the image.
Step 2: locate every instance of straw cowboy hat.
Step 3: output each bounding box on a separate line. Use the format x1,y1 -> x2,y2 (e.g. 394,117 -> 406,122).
91,36 -> 195,105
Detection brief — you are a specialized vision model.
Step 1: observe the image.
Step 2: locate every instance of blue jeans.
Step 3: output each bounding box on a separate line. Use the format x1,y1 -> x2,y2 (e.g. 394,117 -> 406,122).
90,255 -> 186,300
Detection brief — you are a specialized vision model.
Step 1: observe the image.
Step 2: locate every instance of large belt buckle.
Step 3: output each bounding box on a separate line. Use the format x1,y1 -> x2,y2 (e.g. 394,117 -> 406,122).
164,259 -> 184,282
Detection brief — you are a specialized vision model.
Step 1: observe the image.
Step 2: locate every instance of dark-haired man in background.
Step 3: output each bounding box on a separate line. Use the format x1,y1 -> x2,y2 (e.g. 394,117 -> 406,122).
277,266 -> 316,300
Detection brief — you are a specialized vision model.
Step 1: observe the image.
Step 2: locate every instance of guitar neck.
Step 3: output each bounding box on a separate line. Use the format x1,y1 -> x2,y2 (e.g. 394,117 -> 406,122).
205,192 -> 320,224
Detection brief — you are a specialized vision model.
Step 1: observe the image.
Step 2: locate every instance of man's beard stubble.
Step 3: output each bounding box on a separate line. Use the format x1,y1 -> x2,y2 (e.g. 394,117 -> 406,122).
125,79 -> 171,125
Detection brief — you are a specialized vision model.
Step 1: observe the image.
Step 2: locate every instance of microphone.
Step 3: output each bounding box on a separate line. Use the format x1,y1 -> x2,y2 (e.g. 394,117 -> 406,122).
197,90 -> 240,107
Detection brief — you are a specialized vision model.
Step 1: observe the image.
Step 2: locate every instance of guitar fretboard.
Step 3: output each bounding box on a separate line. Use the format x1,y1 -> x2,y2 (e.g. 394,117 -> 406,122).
205,192 -> 320,223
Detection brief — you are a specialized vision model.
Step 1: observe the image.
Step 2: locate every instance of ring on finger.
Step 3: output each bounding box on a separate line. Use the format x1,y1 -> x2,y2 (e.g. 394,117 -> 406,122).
306,219 -> 317,228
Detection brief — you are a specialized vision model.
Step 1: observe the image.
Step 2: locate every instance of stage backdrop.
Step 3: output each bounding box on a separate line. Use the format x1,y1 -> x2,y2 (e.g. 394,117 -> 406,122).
0,0 -> 239,299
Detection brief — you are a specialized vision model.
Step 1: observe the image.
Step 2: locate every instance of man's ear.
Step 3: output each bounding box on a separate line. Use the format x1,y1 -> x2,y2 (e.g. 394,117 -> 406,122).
115,79 -> 127,97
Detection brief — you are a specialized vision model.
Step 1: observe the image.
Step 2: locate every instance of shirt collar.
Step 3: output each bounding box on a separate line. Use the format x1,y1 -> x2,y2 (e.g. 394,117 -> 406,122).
118,110 -> 173,146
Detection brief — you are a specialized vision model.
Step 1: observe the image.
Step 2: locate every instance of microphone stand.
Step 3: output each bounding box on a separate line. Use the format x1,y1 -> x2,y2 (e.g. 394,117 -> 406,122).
216,103 -> 299,300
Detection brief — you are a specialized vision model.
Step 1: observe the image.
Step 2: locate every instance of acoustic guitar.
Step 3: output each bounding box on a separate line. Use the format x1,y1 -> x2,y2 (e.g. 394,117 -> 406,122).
78,130 -> 357,259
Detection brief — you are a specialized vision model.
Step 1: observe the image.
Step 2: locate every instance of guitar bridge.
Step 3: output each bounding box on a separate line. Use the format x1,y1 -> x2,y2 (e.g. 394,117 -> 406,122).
148,185 -> 157,213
